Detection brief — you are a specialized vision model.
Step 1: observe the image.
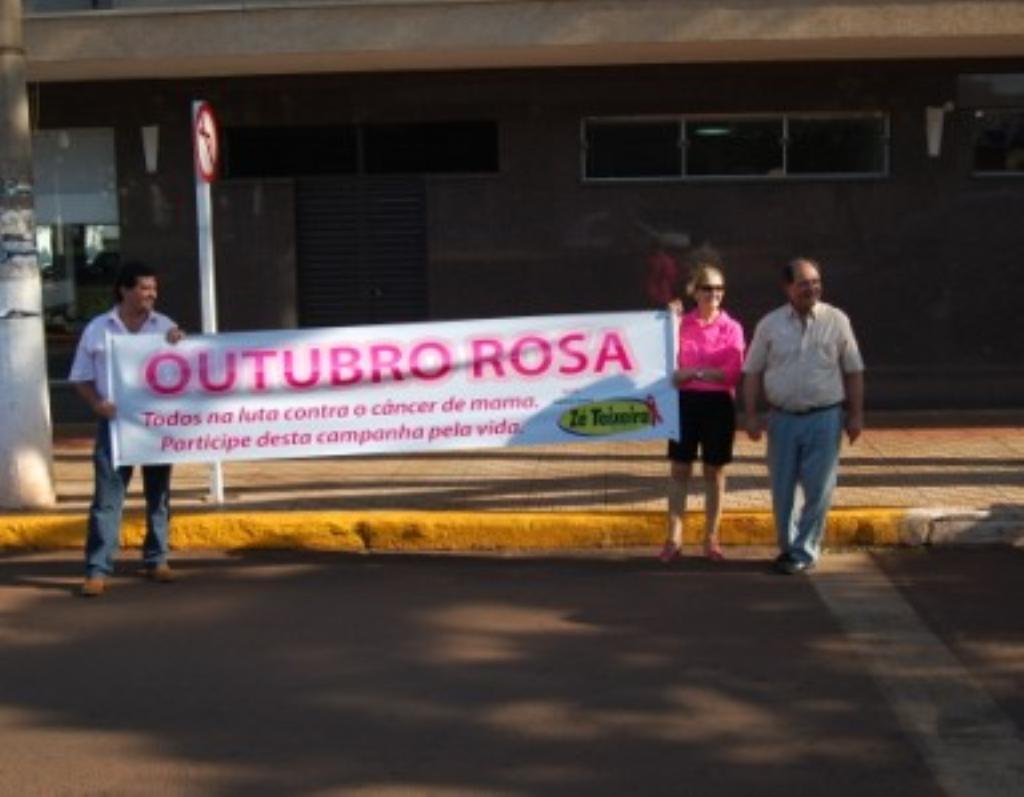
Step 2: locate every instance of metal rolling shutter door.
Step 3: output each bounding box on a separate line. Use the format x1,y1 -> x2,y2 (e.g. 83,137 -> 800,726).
296,176 -> 427,328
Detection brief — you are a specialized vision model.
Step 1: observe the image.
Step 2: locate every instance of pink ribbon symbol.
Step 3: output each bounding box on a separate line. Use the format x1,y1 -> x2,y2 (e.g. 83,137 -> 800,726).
644,395 -> 663,425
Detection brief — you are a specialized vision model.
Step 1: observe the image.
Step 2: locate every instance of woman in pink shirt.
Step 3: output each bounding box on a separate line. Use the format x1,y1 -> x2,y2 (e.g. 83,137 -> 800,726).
659,264 -> 746,562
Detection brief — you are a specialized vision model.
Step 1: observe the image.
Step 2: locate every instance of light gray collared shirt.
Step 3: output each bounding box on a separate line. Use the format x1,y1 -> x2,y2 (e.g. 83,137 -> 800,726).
742,301 -> 864,412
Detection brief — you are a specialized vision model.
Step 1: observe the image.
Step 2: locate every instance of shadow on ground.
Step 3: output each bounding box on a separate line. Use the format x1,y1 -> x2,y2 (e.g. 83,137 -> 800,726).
0,552 -> 943,796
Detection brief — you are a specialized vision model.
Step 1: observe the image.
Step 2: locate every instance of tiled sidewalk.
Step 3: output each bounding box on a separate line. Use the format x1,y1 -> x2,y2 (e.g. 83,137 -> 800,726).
50,423 -> 1024,516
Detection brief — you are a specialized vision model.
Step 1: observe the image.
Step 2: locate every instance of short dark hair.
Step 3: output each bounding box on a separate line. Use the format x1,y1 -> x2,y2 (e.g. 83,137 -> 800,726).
113,261 -> 157,303
782,257 -> 821,284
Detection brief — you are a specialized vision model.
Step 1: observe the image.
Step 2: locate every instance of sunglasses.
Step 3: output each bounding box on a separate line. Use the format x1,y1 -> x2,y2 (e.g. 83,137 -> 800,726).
697,285 -> 725,292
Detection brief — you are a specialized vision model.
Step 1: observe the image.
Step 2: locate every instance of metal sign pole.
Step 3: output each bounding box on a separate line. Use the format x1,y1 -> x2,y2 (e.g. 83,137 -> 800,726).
192,100 -> 224,504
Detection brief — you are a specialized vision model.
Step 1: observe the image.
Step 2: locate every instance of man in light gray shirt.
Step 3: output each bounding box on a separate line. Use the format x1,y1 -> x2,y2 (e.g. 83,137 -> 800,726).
742,258 -> 864,574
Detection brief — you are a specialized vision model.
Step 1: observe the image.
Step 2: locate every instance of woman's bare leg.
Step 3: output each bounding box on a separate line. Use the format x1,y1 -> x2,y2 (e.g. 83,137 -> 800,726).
663,462 -> 692,556
703,463 -> 726,555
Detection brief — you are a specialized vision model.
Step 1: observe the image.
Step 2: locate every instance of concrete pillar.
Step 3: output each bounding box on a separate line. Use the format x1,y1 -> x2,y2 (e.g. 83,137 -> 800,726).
0,0 -> 56,508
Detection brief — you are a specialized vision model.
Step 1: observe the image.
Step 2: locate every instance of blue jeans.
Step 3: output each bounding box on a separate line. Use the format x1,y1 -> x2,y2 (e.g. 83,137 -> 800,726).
85,420 -> 172,578
766,406 -> 842,565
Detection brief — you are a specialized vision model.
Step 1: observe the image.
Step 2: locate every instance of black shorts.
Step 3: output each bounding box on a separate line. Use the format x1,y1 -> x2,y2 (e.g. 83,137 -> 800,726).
667,390 -> 736,466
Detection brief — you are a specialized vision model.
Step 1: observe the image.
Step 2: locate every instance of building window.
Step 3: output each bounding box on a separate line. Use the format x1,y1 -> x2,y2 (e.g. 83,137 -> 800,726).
224,126 -> 358,178
582,113 -> 888,181
971,110 -> 1024,175
787,115 -> 888,175
25,1 -> 112,12
957,74 -> 1024,109
32,129 -> 119,329
224,121 -> 498,179
364,121 -> 499,174
32,128 -> 120,377
36,223 -> 120,327
583,119 -> 681,179
686,118 -> 783,177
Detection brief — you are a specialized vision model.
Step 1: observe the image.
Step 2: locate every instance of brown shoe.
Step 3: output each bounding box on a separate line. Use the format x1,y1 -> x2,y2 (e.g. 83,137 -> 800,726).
142,564 -> 176,583
80,577 -> 105,597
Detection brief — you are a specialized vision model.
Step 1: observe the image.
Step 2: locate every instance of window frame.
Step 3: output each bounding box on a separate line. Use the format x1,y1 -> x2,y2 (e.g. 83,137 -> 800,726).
969,108 -> 1024,178
581,111 -> 890,183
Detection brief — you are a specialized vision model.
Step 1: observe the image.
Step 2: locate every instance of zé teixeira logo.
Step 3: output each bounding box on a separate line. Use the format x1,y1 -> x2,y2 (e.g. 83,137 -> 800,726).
557,398 -> 662,437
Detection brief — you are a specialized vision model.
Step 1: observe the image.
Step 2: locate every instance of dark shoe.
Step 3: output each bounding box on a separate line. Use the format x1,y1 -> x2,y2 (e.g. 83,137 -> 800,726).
776,558 -> 816,575
141,564 -> 175,583
80,577 -> 105,597
772,553 -> 794,573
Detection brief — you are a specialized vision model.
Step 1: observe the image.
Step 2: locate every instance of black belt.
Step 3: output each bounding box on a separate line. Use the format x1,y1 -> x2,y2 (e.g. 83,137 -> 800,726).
771,402 -> 842,416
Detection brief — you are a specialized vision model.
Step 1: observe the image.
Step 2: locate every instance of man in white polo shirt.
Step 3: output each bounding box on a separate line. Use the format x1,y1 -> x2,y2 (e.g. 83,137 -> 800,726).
69,262 -> 183,597
742,257 -> 864,574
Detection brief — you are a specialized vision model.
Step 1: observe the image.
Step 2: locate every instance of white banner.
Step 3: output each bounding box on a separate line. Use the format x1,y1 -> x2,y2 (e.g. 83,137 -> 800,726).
109,311 -> 679,466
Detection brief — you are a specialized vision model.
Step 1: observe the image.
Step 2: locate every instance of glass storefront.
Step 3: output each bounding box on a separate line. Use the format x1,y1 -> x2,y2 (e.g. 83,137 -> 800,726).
32,128 -> 119,379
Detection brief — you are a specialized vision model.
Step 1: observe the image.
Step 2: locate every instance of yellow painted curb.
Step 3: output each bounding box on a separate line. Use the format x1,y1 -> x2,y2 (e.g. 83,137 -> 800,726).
822,508 -> 908,547
0,508 -> 912,551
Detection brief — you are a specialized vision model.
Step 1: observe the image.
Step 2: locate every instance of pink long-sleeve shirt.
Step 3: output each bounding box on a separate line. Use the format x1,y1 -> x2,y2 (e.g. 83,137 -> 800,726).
676,308 -> 746,395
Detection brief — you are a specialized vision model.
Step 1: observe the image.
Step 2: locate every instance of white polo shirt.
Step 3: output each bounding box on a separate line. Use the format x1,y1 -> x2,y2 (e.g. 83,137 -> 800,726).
68,307 -> 178,400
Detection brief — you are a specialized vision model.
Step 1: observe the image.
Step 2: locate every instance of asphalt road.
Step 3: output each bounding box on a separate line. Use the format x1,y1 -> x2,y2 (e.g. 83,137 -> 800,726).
1,547 -> 1022,796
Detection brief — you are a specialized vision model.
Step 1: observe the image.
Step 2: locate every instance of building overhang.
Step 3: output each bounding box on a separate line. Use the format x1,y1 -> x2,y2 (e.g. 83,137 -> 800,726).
24,0 -> 1024,82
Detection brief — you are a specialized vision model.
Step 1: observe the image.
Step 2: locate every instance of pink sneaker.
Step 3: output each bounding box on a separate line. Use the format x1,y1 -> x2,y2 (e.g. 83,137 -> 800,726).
658,541 -> 682,563
705,543 -> 725,561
